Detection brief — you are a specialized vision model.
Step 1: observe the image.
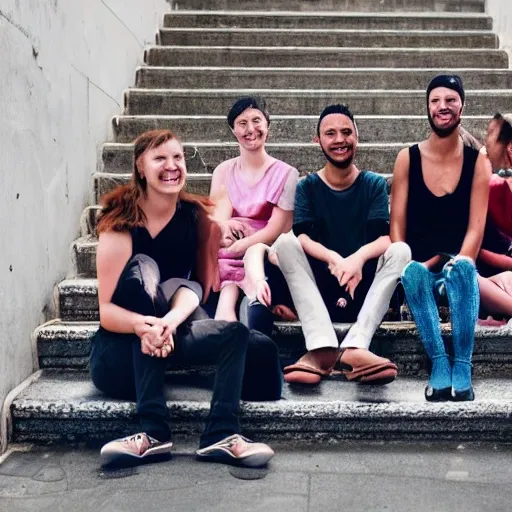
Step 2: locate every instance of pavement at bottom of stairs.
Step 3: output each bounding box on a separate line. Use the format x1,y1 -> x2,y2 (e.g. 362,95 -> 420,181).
0,441 -> 511,512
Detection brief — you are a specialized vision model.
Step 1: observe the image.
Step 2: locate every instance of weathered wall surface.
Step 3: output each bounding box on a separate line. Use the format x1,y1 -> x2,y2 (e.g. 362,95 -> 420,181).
0,0 -> 171,452
487,0 -> 512,61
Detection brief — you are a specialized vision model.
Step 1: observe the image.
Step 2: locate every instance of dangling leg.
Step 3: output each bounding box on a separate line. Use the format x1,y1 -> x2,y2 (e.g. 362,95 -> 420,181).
215,284 -> 240,322
444,258 -> 479,401
401,261 -> 452,401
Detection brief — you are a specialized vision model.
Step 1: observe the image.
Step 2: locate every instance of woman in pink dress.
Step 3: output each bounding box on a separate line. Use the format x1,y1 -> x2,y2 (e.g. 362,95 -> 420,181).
210,97 -> 299,321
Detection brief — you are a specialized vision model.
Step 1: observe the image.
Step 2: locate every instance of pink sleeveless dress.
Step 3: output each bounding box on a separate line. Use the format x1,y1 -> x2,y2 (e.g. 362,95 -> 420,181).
218,158 -> 295,289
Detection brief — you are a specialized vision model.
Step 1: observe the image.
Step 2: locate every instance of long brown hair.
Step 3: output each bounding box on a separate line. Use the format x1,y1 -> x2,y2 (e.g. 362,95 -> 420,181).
97,129 -> 212,233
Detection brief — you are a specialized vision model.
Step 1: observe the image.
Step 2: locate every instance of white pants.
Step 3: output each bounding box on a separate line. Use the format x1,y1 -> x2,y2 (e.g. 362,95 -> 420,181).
272,232 -> 411,351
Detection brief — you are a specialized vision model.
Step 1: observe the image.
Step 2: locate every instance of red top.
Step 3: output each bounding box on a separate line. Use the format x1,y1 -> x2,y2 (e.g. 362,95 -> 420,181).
488,174 -> 512,236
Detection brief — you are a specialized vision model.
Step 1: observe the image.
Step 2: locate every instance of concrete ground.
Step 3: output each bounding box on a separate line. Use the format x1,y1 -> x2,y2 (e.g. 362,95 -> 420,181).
0,442 -> 511,512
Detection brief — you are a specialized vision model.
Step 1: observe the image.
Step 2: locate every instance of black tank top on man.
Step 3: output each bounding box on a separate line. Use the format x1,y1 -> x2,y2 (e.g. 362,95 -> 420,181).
130,201 -> 198,282
405,143 -> 479,262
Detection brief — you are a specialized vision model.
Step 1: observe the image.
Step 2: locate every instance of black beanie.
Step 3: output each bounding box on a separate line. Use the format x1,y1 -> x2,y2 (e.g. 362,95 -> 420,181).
426,75 -> 465,105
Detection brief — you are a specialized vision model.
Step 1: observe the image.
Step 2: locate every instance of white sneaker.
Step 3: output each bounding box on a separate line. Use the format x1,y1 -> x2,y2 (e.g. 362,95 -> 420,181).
100,432 -> 172,467
196,434 -> 274,467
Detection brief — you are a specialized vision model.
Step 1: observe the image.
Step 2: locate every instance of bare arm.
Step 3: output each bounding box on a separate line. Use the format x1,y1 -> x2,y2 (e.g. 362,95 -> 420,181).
298,232 -> 390,264
459,153 -> 492,261
97,231 -> 145,333
162,287 -> 200,331
243,243 -> 270,283
209,161 -> 233,221
243,206 -> 293,247
390,148 -> 410,243
355,236 -> 391,261
243,243 -> 273,305
478,249 -> 512,271
225,206 -> 293,256
297,233 -> 332,263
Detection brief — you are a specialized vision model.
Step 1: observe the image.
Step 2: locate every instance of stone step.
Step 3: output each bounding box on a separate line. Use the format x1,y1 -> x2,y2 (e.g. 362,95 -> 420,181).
124,89 -> 512,116
112,114 -> 490,144
36,320 -> 512,378
136,67 -> 512,90
164,1 -> 485,13
144,46 -> 508,69
10,371 -> 512,444
93,172 -> 211,203
163,11 -> 492,31
158,28 -> 498,49
102,141 -> 410,175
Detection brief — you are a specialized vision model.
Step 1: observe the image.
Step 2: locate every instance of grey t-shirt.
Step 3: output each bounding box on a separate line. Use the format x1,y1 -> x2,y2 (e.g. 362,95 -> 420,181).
293,171 -> 389,258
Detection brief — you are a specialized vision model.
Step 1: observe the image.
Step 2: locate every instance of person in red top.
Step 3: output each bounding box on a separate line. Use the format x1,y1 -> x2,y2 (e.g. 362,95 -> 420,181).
476,113 -> 512,323
488,174 -> 512,234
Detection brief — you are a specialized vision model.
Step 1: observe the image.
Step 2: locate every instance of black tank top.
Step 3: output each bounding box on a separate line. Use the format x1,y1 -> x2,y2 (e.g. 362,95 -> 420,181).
130,201 -> 198,282
405,143 -> 479,262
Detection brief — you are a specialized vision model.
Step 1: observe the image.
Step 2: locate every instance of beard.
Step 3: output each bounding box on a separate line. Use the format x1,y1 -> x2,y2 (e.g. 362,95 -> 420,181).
319,143 -> 355,169
428,108 -> 462,138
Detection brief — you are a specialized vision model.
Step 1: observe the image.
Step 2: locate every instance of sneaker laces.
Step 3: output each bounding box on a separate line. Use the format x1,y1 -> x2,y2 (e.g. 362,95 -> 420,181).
123,433 -> 152,455
223,434 -> 252,455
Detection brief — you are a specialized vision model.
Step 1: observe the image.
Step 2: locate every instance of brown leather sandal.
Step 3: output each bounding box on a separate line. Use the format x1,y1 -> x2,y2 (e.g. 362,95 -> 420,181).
283,363 -> 331,385
333,350 -> 398,385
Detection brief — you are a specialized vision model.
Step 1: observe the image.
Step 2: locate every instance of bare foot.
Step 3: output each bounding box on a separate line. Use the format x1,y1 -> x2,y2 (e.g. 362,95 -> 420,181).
337,348 -> 397,373
336,348 -> 398,384
297,347 -> 339,372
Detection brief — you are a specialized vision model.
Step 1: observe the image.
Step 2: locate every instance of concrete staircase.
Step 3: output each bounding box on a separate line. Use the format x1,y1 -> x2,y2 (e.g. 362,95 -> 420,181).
10,0 -> 512,445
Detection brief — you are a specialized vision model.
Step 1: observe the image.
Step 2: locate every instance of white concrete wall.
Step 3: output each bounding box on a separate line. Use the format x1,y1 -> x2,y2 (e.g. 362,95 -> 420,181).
0,0 -> 171,452
486,0 -> 512,63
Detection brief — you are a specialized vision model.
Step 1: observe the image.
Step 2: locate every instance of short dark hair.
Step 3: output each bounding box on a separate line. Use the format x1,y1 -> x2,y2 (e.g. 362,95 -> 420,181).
316,104 -> 357,137
493,112 -> 512,145
227,97 -> 270,128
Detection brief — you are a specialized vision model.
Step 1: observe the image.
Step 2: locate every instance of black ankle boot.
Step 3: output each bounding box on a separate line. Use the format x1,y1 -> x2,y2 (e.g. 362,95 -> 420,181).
424,385 -> 452,402
450,387 -> 475,402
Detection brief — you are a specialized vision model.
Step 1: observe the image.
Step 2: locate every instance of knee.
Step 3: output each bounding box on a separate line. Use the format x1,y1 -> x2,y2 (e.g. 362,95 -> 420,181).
386,242 -> 412,269
445,257 -> 477,281
222,321 -> 250,350
272,231 -> 302,260
401,260 -> 428,288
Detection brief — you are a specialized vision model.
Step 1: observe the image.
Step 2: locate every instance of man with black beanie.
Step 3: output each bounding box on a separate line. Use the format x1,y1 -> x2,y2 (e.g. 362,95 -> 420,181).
425,74 -> 465,138
391,75 -> 491,402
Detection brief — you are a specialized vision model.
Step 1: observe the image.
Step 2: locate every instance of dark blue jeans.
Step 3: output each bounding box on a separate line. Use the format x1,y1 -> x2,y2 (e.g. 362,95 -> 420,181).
90,254 -> 271,448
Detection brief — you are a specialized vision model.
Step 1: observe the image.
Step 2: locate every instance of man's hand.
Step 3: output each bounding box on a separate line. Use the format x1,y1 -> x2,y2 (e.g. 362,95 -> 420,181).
328,251 -> 364,299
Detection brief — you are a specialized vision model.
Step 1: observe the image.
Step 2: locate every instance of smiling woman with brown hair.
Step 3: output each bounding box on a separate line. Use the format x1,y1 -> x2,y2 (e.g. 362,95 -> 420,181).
90,129 -> 274,468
